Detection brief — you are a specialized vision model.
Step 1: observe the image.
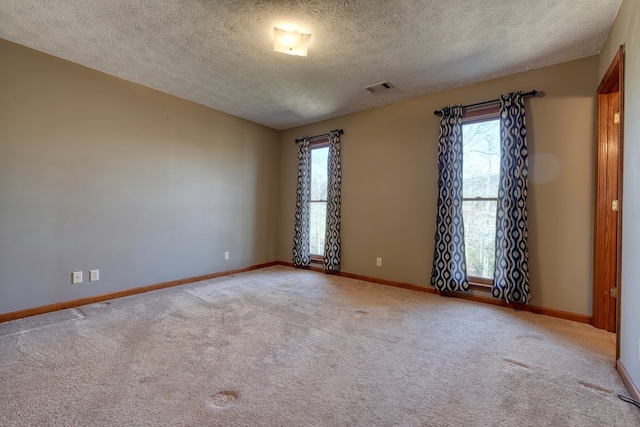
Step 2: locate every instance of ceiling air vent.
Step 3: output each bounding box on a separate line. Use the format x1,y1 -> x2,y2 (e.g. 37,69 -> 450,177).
364,81 -> 394,94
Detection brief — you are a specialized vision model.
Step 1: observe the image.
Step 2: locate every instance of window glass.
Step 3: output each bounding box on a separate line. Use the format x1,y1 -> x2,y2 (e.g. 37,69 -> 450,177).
463,200 -> 497,279
310,147 -> 328,201
309,201 -> 327,256
462,119 -> 500,279
463,120 -> 500,198
309,146 -> 329,256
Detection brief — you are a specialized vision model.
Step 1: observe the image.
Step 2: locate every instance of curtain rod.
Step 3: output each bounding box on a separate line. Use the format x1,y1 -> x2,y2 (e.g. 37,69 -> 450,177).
295,129 -> 344,143
433,90 -> 539,117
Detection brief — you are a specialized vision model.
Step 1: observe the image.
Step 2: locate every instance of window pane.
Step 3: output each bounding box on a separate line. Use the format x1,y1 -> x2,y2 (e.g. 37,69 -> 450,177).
463,200 -> 496,279
311,147 -> 329,201
309,201 -> 326,255
462,120 -> 500,198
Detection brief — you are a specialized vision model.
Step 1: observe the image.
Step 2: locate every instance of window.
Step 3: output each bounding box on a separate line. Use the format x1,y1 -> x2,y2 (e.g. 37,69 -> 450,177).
462,108 -> 500,282
309,142 -> 329,257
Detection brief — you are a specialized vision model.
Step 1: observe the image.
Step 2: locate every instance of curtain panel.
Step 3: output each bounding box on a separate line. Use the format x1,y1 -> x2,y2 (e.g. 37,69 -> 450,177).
292,137 -> 311,266
430,106 -> 469,292
323,130 -> 342,272
492,92 -> 531,304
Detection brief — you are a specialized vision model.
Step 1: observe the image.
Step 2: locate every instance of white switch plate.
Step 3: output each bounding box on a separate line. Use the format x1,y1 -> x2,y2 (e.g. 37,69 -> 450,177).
90,269 -> 99,282
376,257 -> 382,267
224,251 -> 230,260
72,271 -> 83,284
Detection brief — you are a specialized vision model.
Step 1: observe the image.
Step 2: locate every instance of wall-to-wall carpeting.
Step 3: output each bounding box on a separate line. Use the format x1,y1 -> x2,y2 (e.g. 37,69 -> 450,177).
1,267 -> 638,426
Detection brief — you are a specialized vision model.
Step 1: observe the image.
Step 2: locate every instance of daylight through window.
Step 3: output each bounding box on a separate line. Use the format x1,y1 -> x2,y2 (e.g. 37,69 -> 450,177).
309,144 -> 329,256
462,115 -> 500,280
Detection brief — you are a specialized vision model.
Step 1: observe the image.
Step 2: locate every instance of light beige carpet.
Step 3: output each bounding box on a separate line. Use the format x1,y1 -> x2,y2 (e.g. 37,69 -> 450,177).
1,266 -> 638,426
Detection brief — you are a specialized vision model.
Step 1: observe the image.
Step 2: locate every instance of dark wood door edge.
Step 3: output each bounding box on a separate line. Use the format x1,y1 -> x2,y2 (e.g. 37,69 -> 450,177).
593,45 -> 624,364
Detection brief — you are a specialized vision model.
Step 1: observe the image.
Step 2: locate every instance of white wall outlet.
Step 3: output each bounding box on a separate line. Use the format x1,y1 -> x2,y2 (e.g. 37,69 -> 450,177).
72,271 -> 83,284
376,257 -> 382,267
224,251 -> 230,260
90,269 -> 99,282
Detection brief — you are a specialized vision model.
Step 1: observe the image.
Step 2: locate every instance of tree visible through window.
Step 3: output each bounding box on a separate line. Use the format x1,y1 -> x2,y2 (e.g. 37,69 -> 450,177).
309,144 -> 329,256
462,116 -> 500,280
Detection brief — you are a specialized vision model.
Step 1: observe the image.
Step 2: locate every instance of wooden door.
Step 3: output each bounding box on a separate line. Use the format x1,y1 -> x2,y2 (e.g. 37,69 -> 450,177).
593,46 -> 624,341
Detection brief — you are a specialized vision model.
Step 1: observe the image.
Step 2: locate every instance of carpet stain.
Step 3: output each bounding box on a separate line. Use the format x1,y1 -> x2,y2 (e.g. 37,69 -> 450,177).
172,311 -> 189,321
213,338 -> 232,348
579,381 -> 612,395
354,310 -> 369,316
504,358 -> 530,369
517,334 -> 543,341
139,376 -> 154,384
209,390 -> 239,408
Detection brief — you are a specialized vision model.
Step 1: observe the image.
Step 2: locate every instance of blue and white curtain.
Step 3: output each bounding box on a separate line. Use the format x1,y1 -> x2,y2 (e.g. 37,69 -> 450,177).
492,92 -> 531,303
292,137 -> 311,266
430,106 -> 469,292
323,130 -> 342,272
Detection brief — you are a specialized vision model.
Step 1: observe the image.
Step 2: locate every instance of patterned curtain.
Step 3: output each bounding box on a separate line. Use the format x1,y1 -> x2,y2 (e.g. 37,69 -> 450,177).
323,130 -> 342,272
292,137 -> 311,266
430,106 -> 469,292
492,92 -> 531,304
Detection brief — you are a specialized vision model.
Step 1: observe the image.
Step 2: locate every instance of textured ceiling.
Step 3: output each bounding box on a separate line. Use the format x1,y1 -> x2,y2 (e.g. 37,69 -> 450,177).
0,0 -> 623,130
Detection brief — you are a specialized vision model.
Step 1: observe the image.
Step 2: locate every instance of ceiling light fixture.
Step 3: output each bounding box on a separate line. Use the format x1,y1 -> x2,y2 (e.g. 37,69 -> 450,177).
273,27 -> 311,57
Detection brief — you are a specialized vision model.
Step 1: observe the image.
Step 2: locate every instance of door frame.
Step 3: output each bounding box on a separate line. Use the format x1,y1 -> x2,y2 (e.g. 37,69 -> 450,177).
592,45 -> 624,359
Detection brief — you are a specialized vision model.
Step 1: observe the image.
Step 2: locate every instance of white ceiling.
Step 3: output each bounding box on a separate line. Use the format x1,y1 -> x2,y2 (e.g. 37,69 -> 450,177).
0,0 -> 622,130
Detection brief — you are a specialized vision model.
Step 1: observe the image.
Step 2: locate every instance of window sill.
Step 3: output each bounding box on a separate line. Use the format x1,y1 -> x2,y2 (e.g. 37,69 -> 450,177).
309,255 -> 323,264
468,278 -> 492,292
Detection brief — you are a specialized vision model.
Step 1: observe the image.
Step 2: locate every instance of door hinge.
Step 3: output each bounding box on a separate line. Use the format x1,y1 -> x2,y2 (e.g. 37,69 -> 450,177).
612,200 -> 619,211
610,287 -> 618,298
614,112 -> 620,124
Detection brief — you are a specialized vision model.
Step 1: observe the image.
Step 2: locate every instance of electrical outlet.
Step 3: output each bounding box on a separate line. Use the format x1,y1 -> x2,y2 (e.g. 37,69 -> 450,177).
224,251 -> 230,260
72,271 -> 83,284
90,269 -> 99,282
376,257 -> 382,267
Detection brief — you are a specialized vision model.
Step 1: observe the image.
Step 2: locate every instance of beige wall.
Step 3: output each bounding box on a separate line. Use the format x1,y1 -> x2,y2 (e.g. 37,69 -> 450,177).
600,0 -> 640,391
277,56 -> 599,316
0,34 -> 604,321
0,39 -> 280,313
